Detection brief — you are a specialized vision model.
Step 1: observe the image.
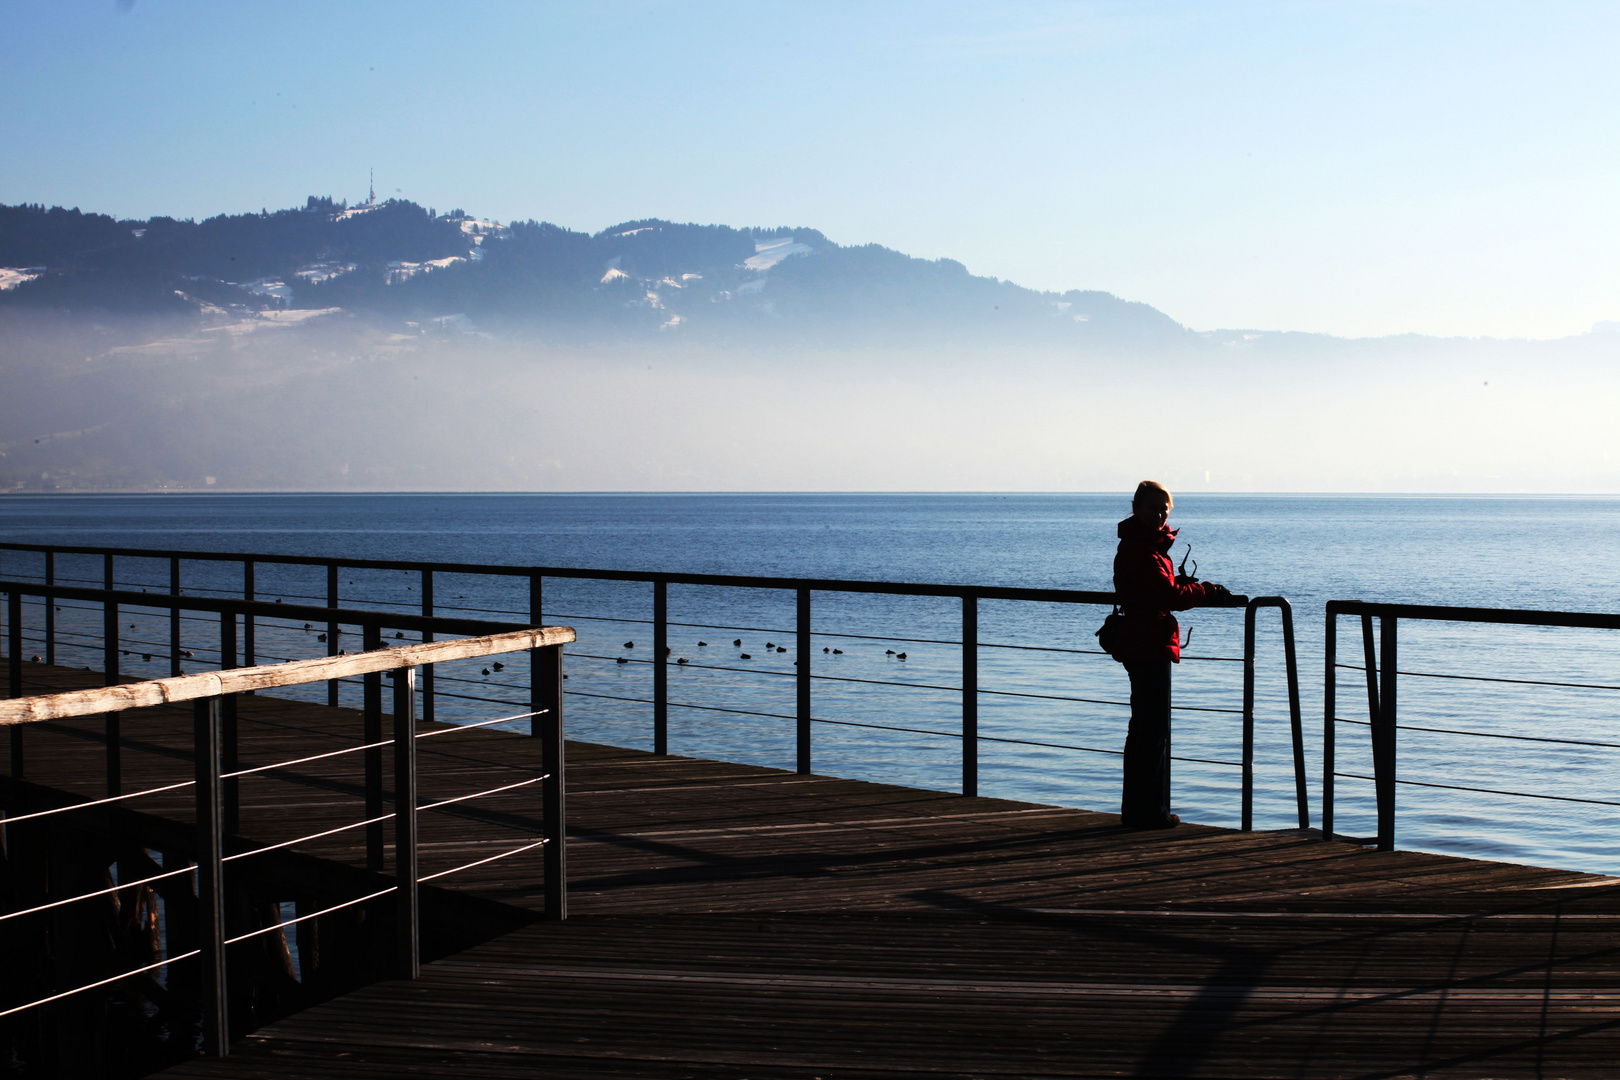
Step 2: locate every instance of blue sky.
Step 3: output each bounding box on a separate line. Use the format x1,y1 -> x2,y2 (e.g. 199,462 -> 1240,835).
5,0 -> 1619,339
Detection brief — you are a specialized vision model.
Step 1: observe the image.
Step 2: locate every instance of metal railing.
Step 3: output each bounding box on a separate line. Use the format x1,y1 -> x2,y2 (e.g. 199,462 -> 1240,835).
1324,600 -> 1620,851
0,582 -> 573,1059
0,542 -> 1306,827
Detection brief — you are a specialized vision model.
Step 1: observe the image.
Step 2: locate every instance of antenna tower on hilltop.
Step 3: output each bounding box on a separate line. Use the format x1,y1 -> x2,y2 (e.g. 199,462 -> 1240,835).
369,168 -> 375,205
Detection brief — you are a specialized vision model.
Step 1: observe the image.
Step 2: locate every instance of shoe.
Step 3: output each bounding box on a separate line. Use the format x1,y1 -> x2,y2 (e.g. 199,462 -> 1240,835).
1124,814 -> 1180,830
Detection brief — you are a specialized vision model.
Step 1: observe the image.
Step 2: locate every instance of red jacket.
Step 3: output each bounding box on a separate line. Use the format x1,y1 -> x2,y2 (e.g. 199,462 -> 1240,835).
1112,516 -> 1218,663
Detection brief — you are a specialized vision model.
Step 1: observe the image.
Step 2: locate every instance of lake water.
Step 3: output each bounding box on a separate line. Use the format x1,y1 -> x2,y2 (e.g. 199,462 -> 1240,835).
3,492 -> 1619,876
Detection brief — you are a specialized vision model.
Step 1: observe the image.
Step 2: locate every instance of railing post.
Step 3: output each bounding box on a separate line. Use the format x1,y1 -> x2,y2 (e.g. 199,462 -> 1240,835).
1323,607 -> 1336,840
103,553 -> 117,684
326,565 -> 340,708
1377,615 -> 1397,851
420,569 -> 435,724
363,623 -> 384,873
535,643 -> 568,921
653,579 -> 667,756
797,586 -> 811,775
1360,614 -> 1380,730
7,589 -> 20,700
393,665 -> 419,978
220,612 -> 239,835
43,551 -> 54,666
1361,614 -> 1383,849
1241,604 -> 1257,830
242,560 -> 255,676
193,696 -> 229,1058
962,594 -> 978,798
104,554 -> 121,799
169,557 -> 182,677
529,573 -> 543,738
1277,600 -> 1308,830
7,589 -> 21,778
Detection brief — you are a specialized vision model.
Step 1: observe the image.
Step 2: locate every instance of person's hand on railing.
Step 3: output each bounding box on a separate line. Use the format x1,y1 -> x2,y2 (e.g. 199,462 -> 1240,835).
1202,582 -> 1247,606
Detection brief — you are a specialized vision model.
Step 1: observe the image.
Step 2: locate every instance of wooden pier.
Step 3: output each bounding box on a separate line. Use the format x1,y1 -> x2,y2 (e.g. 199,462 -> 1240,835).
7,658 -> 1620,1079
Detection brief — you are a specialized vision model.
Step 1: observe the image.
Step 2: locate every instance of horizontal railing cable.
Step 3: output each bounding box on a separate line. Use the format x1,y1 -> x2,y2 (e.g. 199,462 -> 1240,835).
1331,715 -> 1620,749
1334,661 -> 1620,692
223,736 -> 395,779
1333,771 -> 1620,808
0,779 -> 197,824
221,810 -> 397,864
560,690 -> 956,740
430,688 -> 530,709
27,624 -> 1256,671
540,612 -> 1240,660
0,864 -> 196,925
223,887 -> 396,946
417,775 -> 546,812
414,709 -> 546,738
559,688 -> 1240,766
0,949 -> 202,1020
561,651 -> 1237,713
417,838 -> 547,883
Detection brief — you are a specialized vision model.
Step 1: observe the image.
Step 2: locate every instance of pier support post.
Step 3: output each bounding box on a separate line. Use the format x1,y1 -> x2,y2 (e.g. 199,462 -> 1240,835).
421,569 -> 435,724
7,589 -> 20,699
43,551 -> 54,666
536,643 -> 568,921
1242,605 -> 1257,830
194,697 -> 229,1057
326,565 -> 340,708
103,555 -> 120,799
8,589 -> 21,777
529,574 -> 543,737
1280,600 -> 1308,830
962,595 -> 977,798
797,587 -> 811,775
653,580 -> 667,756
169,557 -> 182,677
393,666 -> 419,977
220,613 -> 238,836
242,560 -> 255,675
1323,608 -> 1337,840
363,623 -> 384,873
1376,615 -> 1397,851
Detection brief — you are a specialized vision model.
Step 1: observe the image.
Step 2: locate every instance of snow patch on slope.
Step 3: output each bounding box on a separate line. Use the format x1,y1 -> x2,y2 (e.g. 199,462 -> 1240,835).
295,262 -> 358,284
0,267 -> 45,291
243,279 -> 294,302
744,237 -> 812,272
387,256 -> 467,284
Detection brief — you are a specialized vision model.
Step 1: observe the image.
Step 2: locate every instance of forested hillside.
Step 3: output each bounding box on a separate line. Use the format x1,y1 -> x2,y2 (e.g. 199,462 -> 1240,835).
0,198 -> 1183,345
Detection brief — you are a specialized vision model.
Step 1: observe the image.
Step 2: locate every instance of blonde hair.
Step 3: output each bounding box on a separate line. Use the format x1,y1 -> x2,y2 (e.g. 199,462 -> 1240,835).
1132,480 -> 1173,511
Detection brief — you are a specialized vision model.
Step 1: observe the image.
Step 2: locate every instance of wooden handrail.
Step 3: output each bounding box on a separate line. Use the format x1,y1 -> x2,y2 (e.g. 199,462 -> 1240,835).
0,626 -> 574,726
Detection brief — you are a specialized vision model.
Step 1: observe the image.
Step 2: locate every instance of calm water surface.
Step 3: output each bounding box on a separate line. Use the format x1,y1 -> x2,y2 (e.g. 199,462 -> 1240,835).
3,493 -> 1619,875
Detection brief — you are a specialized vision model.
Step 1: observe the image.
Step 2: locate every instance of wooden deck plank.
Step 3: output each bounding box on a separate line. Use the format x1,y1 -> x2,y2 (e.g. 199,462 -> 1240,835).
6,656 -> 1620,1077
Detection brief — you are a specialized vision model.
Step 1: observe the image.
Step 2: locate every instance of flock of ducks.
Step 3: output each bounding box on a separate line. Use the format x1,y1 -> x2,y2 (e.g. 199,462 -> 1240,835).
612,638 -> 906,667
41,602 -> 920,686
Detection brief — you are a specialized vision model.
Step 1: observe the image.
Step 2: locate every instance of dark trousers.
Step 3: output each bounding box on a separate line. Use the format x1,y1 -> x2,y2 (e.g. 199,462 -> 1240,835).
1121,659 -> 1173,825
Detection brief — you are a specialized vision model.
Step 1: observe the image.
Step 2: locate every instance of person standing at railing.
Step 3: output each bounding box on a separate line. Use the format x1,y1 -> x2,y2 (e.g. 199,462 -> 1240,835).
1112,481 -> 1230,829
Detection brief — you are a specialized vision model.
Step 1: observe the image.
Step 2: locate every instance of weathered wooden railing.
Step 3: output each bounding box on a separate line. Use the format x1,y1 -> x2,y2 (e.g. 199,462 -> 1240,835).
0,583 -> 573,1059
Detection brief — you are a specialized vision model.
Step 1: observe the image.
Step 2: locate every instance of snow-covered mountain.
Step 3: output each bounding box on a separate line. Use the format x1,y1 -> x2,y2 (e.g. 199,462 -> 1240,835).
0,198 -> 1183,346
